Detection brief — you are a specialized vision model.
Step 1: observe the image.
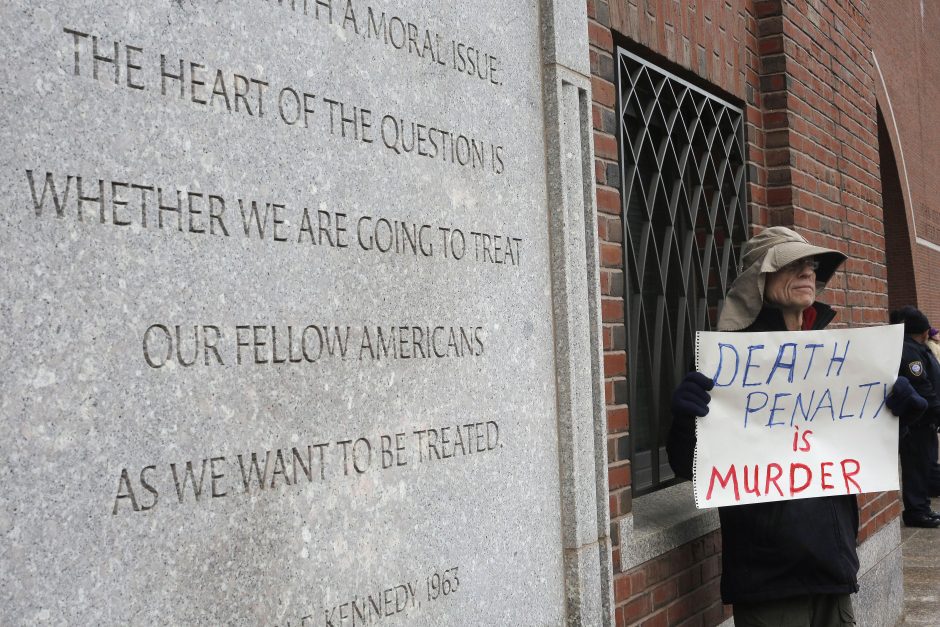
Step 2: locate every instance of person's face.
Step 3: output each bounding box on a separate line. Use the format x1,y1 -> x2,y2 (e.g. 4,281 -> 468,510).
764,256 -> 818,313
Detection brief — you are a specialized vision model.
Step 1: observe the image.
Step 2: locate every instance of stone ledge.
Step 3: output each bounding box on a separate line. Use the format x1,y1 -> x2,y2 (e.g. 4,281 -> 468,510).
619,481 -> 720,572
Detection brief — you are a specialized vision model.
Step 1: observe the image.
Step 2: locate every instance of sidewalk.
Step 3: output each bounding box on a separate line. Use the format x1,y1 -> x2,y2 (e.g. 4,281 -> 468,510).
899,526 -> 940,625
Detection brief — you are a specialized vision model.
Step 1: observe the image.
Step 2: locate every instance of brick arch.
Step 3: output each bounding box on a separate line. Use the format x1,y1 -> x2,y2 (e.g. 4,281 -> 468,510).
872,53 -> 918,308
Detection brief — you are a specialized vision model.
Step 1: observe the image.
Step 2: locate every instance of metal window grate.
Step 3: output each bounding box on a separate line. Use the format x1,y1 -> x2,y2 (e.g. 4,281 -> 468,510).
617,48 -> 749,495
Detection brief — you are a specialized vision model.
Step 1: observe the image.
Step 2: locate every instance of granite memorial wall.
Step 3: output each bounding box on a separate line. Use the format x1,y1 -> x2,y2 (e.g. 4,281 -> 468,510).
0,1 -> 609,623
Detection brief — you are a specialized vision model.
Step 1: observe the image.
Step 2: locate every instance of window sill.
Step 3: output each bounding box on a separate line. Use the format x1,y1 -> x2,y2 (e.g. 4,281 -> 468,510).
619,481 -> 721,572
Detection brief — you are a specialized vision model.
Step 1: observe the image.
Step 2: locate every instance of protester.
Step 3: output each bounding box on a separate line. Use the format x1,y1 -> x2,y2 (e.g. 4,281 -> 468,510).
893,306 -> 940,525
667,227 -> 926,626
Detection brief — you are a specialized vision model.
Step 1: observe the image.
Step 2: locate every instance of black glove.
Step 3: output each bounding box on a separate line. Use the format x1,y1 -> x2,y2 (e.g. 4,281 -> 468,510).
671,372 -> 714,418
885,377 -> 927,418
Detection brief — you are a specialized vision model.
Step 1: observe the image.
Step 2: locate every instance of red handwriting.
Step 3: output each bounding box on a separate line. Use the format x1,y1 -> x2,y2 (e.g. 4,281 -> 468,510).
791,425 -> 813,452
706,458 -> 861,501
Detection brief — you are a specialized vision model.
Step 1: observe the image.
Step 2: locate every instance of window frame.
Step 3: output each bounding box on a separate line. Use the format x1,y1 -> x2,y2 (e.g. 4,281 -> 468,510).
615,47 -> 749,496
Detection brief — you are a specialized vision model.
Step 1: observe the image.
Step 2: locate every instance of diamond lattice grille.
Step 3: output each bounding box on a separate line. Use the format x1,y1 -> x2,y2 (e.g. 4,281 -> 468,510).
617,49 -> 749,495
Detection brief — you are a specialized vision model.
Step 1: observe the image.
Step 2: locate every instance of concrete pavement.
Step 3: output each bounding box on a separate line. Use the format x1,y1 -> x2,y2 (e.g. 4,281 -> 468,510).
899,525 -> 940,625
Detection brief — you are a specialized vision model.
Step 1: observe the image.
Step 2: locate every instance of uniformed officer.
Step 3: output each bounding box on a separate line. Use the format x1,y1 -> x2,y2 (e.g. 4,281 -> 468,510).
894,305 -> 940,528
927,328 -> 940,498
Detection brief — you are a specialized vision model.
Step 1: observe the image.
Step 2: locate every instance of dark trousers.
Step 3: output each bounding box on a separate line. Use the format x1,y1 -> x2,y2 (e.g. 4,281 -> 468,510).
734,594 -> 855,627
929,430 -> 940,496
900,423 -> 934,518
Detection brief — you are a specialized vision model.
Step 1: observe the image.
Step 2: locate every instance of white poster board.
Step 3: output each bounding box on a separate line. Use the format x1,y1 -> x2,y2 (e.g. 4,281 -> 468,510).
693,324 -> 904,508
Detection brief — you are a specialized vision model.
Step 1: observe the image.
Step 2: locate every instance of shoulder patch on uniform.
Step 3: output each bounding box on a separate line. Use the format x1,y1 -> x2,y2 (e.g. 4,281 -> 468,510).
909,361 -> 924,376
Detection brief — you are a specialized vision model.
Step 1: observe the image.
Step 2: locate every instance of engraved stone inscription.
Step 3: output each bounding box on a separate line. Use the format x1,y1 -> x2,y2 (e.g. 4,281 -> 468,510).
112,422 -> 501,514
140,323 -> 486,367
275,566 -> 461,627
25,169 -> 523,265
62,27 -> 506,174
261,0 -> 504,85
1,1 -> 565,623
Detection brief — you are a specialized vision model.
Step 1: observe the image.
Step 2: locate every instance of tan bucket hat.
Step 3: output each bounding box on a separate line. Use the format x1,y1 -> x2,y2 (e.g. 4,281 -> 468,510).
717,226 -> 847,331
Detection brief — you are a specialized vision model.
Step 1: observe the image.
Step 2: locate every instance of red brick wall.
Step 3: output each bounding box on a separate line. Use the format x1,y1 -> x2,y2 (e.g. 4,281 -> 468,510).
870,0 -> 940,321
760,0 -> 886,326
751,0 -> 901,545
757,0 -> 902,543
617,531 -> 727,627
592,1 -> 901,624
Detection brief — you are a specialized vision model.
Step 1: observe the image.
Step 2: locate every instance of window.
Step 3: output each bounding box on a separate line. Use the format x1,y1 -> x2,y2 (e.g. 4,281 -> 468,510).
617,48 -> 748,495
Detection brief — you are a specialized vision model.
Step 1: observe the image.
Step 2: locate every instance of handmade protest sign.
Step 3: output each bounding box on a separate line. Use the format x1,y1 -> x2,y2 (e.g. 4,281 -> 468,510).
693,324 -> 904,508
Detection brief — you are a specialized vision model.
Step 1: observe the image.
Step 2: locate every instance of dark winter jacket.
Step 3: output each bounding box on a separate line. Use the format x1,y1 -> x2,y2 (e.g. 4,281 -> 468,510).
667,302 -> 860,604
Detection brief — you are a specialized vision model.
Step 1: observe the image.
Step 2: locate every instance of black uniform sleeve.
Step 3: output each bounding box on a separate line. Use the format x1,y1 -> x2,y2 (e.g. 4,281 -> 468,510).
899,343 -> 940,426
924,353 -> 940,425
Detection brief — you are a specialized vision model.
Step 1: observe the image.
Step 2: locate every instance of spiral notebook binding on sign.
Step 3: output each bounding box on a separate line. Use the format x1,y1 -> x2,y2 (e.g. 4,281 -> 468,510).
692,330 -> 703,509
